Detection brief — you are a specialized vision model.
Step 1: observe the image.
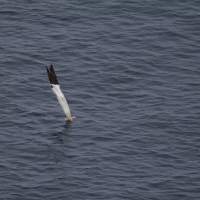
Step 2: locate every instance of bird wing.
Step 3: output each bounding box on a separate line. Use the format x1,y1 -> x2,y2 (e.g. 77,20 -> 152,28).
46,65 -> 71,117
46,64 -> 59,85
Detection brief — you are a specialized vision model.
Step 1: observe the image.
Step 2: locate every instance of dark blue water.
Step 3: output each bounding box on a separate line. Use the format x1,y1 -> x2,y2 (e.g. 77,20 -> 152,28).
1,1 -> 200,199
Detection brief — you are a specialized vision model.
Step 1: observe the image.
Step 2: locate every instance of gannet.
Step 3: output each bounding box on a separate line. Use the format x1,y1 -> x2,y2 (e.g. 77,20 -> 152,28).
46,64 -> 73,121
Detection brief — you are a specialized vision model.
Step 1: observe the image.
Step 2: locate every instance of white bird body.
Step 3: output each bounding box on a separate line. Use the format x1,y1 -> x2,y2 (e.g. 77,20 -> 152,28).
51,84 -> 71,117
46,65 -> 73,121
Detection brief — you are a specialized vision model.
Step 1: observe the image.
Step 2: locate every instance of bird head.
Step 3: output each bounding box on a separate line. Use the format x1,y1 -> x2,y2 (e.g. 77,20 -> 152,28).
67,115 -> 73,121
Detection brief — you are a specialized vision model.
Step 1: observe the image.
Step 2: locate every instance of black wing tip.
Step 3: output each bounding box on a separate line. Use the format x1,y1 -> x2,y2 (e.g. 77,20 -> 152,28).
46,64 -> 59,85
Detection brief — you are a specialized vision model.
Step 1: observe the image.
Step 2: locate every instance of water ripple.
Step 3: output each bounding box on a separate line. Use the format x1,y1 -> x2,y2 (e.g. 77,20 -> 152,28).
0,1 -> 200,199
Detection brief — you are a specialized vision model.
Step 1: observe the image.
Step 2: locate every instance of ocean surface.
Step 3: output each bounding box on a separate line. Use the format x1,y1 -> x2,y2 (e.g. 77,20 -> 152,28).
0,1 -> 200,199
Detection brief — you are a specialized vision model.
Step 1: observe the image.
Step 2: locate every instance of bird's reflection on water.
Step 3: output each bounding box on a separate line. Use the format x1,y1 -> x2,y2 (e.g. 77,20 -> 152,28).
64,120 -> 73,128
49,120 -> 74,163
51,120 -> 72,143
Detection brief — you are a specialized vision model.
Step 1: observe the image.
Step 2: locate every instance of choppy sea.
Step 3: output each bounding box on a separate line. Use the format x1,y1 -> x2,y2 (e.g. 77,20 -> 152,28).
1,1 -> 200,199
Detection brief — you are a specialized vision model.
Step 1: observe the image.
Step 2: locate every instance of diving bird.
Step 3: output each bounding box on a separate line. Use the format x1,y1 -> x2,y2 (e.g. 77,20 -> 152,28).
46,64 -> 73,121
